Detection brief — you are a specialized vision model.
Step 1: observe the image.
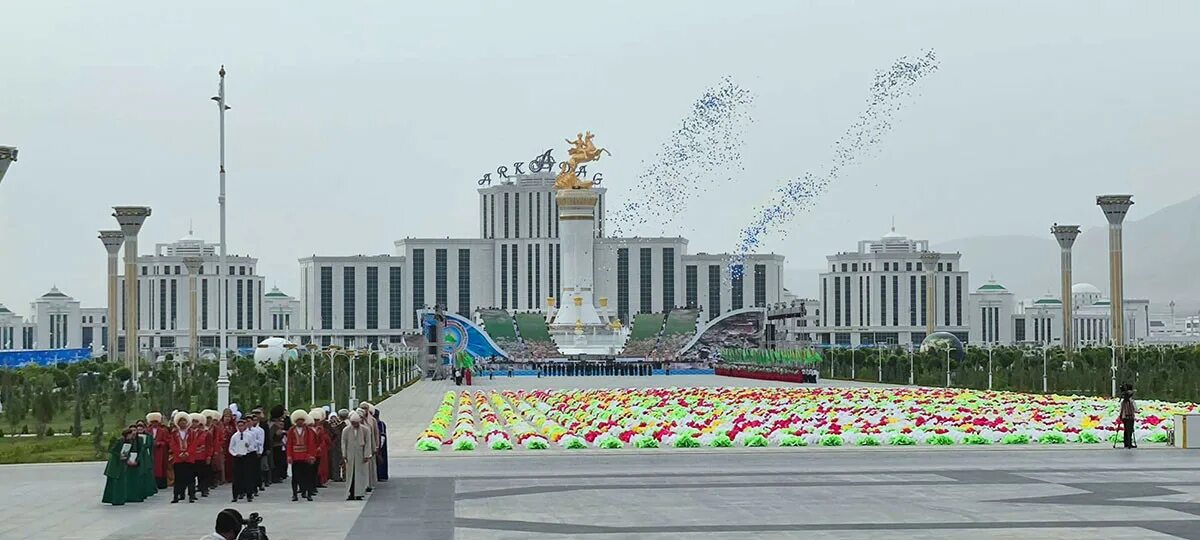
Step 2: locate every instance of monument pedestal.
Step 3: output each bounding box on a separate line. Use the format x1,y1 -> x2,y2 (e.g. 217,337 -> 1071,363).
548,188 -> 623,355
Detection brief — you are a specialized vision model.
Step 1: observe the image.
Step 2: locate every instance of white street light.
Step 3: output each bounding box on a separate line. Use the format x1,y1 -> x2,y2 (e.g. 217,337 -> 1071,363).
327,344 -> 341,410
283,342 -> 297,410
212,66 -> 233,411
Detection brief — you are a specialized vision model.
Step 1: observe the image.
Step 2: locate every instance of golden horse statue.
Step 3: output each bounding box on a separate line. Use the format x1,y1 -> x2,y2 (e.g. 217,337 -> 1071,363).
555,131 -> 610,189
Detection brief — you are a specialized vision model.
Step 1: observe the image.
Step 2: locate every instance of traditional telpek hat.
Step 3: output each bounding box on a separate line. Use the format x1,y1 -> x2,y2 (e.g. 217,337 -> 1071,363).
348,411 -> 362,423
173,411 -> 191,425
308,408 -> 325,422
146,412 -> 163,423
290,409 -> 310,424
190,412 -> 206,425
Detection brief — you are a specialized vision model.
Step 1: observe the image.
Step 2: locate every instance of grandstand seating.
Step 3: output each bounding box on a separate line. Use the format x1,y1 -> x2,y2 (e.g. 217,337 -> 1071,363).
479,309 -> 518,340
514,312 -> 553,342
477,308 -> 562,358
663,308 -> 699,336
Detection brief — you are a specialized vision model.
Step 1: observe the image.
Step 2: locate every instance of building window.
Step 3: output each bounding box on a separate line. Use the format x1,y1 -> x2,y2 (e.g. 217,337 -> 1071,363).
534,245 -> 542,308
852,263 -> 858,272
548,244 -> 556,300
159,278 -> 167,330
389,267 -> 402,329
947,263 -> 953,272
510,243 -> 518,309
844,276 -> 851,329
938,263 -> 944,272
435,248 -> 448,311
500,245 -> 509,310
617,248 -> 629,322
834,277 -> 842,326
892,275 -> 899,327
880,276 -> 887,327
367,266 -> 379,330
528,193 -> 534,238
554,243 -> 561,299
343,267 -> 356,330
1014,317 -> 1026,342
536,193 -> 542,238
908,275 -> 917,327
841,263 -> 847,272
708,265 -> 721,321
482,195 -> 488,238
170,279 -> 178,330
753,264 -> 766,308
906,262 -> 912,272
663,248 -> 676,309
248,281 -> 254,330
944,276 -> 951,327
685,265 -> 698,308
639,248 -> 652,313
490,194 -> 496,239
731,265 -> 744,311
919,275 -> 927,327
866,277 -> 871,326
202,279 -> 209,330
320,267 -> 333,329
412,249 -> 425,327
503,193 -> 510,239
858,276 -> 864,326
955,276 -> 963,326
527,244 -> 534,309
514,193 -> 521,239
458,249 -> 471,317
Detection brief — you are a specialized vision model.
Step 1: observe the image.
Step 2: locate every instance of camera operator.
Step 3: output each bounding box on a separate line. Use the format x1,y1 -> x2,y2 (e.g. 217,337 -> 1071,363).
1119,383 -> 1139,449
200,509 -> 243,540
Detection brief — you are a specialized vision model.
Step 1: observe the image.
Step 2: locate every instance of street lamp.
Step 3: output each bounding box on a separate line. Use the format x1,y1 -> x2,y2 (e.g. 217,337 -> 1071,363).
326,344 -> 341,410
283,342 -> 298,410
305,342 -> 318,406
944,346 -> 951,388
987,341 -> 994,391
907,343 -> 914,386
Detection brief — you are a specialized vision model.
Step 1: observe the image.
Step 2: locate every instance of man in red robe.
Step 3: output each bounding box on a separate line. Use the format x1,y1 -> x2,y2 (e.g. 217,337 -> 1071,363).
309,408 -> 331,488
168,411 -> 200,503
146,412 -> 170,489
286,409 -> 317,502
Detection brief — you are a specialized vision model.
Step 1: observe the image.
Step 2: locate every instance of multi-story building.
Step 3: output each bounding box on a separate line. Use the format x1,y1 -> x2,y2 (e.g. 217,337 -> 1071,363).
814,228 -> 970,347
116,232 -> 267,354
967,281 -> 1150,347
29,287 -> 82,350
298,170 -> 786,347
766,297 -> 821,348
0,304 -> 32,350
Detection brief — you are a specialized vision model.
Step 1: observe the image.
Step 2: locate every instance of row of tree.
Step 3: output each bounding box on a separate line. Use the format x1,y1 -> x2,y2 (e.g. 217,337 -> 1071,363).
0,351 -> 420,440
814,344 -> 1200,402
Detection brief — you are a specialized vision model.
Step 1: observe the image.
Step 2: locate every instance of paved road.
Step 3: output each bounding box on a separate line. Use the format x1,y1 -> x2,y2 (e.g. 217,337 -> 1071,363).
5,376 -> 1200,539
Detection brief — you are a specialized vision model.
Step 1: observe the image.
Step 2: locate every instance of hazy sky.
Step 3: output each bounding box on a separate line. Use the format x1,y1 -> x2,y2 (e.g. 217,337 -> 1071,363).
2,1 -> 1198,312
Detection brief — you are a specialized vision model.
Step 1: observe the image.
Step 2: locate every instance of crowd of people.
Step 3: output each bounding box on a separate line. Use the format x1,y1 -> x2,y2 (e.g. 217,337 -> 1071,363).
102,401 -> 390,506
714,363 -> 820,383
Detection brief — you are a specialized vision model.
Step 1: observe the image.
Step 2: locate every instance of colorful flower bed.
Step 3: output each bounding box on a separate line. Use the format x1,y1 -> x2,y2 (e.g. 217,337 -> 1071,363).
415,387 -> 1195,451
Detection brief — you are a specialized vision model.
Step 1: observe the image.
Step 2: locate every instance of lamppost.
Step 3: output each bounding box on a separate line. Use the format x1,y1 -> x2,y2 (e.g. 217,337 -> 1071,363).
908,343 -> 914,386
0,146 -> 16,186
366,346 -> 373,401
326,345 -> 341,410
850,346 -> 856,380
944,345 -> 951,388
987,341 -> 994,391
349,349 -> 360,410
212,65 -> 233,411
283,342 -> 297,410
305,343 -> 318,406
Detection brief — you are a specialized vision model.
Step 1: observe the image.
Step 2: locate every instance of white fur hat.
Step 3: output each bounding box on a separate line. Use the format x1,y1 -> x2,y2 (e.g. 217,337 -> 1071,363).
348,411 -> 362,423
202,409 -> 220,421
308,408 -> 325,421
146,412 -> 163,423
291,409 -> 310,424
189,412 -> 206,425
359,401 -> 373,411
173,411 -> 190,425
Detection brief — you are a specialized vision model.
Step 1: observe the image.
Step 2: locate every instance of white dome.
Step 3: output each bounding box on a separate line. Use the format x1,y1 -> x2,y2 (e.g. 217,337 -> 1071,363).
253,337 -> 298,363
1072,283 -> 1102,294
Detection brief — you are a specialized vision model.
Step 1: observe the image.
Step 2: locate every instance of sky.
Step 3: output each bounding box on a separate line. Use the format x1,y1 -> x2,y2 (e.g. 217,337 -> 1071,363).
2,1 -> 1198,312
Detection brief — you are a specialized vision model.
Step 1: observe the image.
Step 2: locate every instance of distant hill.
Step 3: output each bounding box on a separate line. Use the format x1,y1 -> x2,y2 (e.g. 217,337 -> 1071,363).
784,194 -> 1200,315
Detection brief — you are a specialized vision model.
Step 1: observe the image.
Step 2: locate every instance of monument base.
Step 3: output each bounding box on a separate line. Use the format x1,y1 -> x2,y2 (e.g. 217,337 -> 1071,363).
550,324 -> 627,356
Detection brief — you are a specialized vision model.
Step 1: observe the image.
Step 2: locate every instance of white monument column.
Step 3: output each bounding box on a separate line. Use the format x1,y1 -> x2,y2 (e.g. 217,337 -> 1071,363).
98,231 -> 124,361
1051,224 -> 1081,353
919,252 -> 940,337
183,257 -> 202,361
113,206 -> 151,382
551,189 -> 603,327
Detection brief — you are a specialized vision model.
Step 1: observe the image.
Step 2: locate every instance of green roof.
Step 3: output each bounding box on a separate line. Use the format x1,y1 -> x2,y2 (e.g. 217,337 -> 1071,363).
264,291 -> 289,298
978,283 -> 1007,291
1034,298 -> 1062,305
1095,300 -> 1111,306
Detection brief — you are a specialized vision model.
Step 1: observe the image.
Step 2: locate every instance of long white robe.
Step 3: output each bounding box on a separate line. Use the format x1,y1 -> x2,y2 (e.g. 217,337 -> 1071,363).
364,415 -> 380,488
341,424 -> 372,498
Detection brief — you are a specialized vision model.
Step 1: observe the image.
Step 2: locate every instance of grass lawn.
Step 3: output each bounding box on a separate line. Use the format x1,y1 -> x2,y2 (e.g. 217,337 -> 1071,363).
0,435 -> 103,464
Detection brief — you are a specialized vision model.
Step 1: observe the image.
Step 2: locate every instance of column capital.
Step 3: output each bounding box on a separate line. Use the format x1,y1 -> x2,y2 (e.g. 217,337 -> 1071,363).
112,206 -> 152,236
182,256 -> 203,273
1050,224 -> 1081,249
98,230 -> 124,254
1096,195 -> 1133,225
0,146 -> 16,185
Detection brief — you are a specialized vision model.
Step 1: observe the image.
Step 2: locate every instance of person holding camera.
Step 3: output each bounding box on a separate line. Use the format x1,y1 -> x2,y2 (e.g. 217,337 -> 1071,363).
1119,383 -> 1139,449
199,508 -> 268,540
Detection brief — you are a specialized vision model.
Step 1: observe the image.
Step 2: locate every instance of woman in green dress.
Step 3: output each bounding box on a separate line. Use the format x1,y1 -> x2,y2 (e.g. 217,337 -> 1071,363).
102,428 -> 138,505
135,422 -> 157,499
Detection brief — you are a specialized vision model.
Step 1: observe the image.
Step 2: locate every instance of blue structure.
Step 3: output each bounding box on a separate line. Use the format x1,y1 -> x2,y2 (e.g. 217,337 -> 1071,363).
419,310 -> 510,365
0,348 -> 92,368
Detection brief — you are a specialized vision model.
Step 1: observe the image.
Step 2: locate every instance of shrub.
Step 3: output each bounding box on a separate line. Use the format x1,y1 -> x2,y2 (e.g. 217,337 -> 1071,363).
711,434 -> 733,447
634,437 -> 659,449
490,439 -> 514,451
819,435 -> 843,447
1078,431 -> 1102,444
565,438 -> 588,450
962,434 -> 990,445
1002,434 -> 1030,445
599,437 -> 623,449
416,439 -> 440,452
44,426 -> 55,437
453,439 -> 477,451
744,434 -> 769,447
927,435 -> 955,446
1147,431 -> 1170,443
780,435 -> 807,447
857,436 -> 881,446
1038,432 -> 1067,445
890,435 -> 916,446
674,435 -> 701,448
527,439 -> 549,450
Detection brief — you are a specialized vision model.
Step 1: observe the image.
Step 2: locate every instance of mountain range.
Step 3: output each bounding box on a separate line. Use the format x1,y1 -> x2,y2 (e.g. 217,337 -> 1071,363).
784,194 -> 1200,317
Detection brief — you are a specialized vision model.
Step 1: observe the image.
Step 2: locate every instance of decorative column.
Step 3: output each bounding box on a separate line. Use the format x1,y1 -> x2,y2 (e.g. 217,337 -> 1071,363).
98,231 -> 124,361
550,189 -> 603,329
0,146 -> 16,186
113,206 -> 151,383
183,257 -> 202,362
919,252 -> 940,337
1096,195 -> 1133,357
1051,224 -> 1081,353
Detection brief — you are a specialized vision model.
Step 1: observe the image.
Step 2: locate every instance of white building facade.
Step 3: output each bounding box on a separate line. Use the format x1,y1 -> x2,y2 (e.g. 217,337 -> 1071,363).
297,171 -> 786,347
815,229 -> 970,347
967,281 -> 1150,347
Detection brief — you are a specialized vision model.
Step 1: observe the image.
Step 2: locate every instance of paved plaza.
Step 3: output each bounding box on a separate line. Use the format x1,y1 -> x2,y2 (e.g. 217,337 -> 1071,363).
3,375 -> 1200,539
